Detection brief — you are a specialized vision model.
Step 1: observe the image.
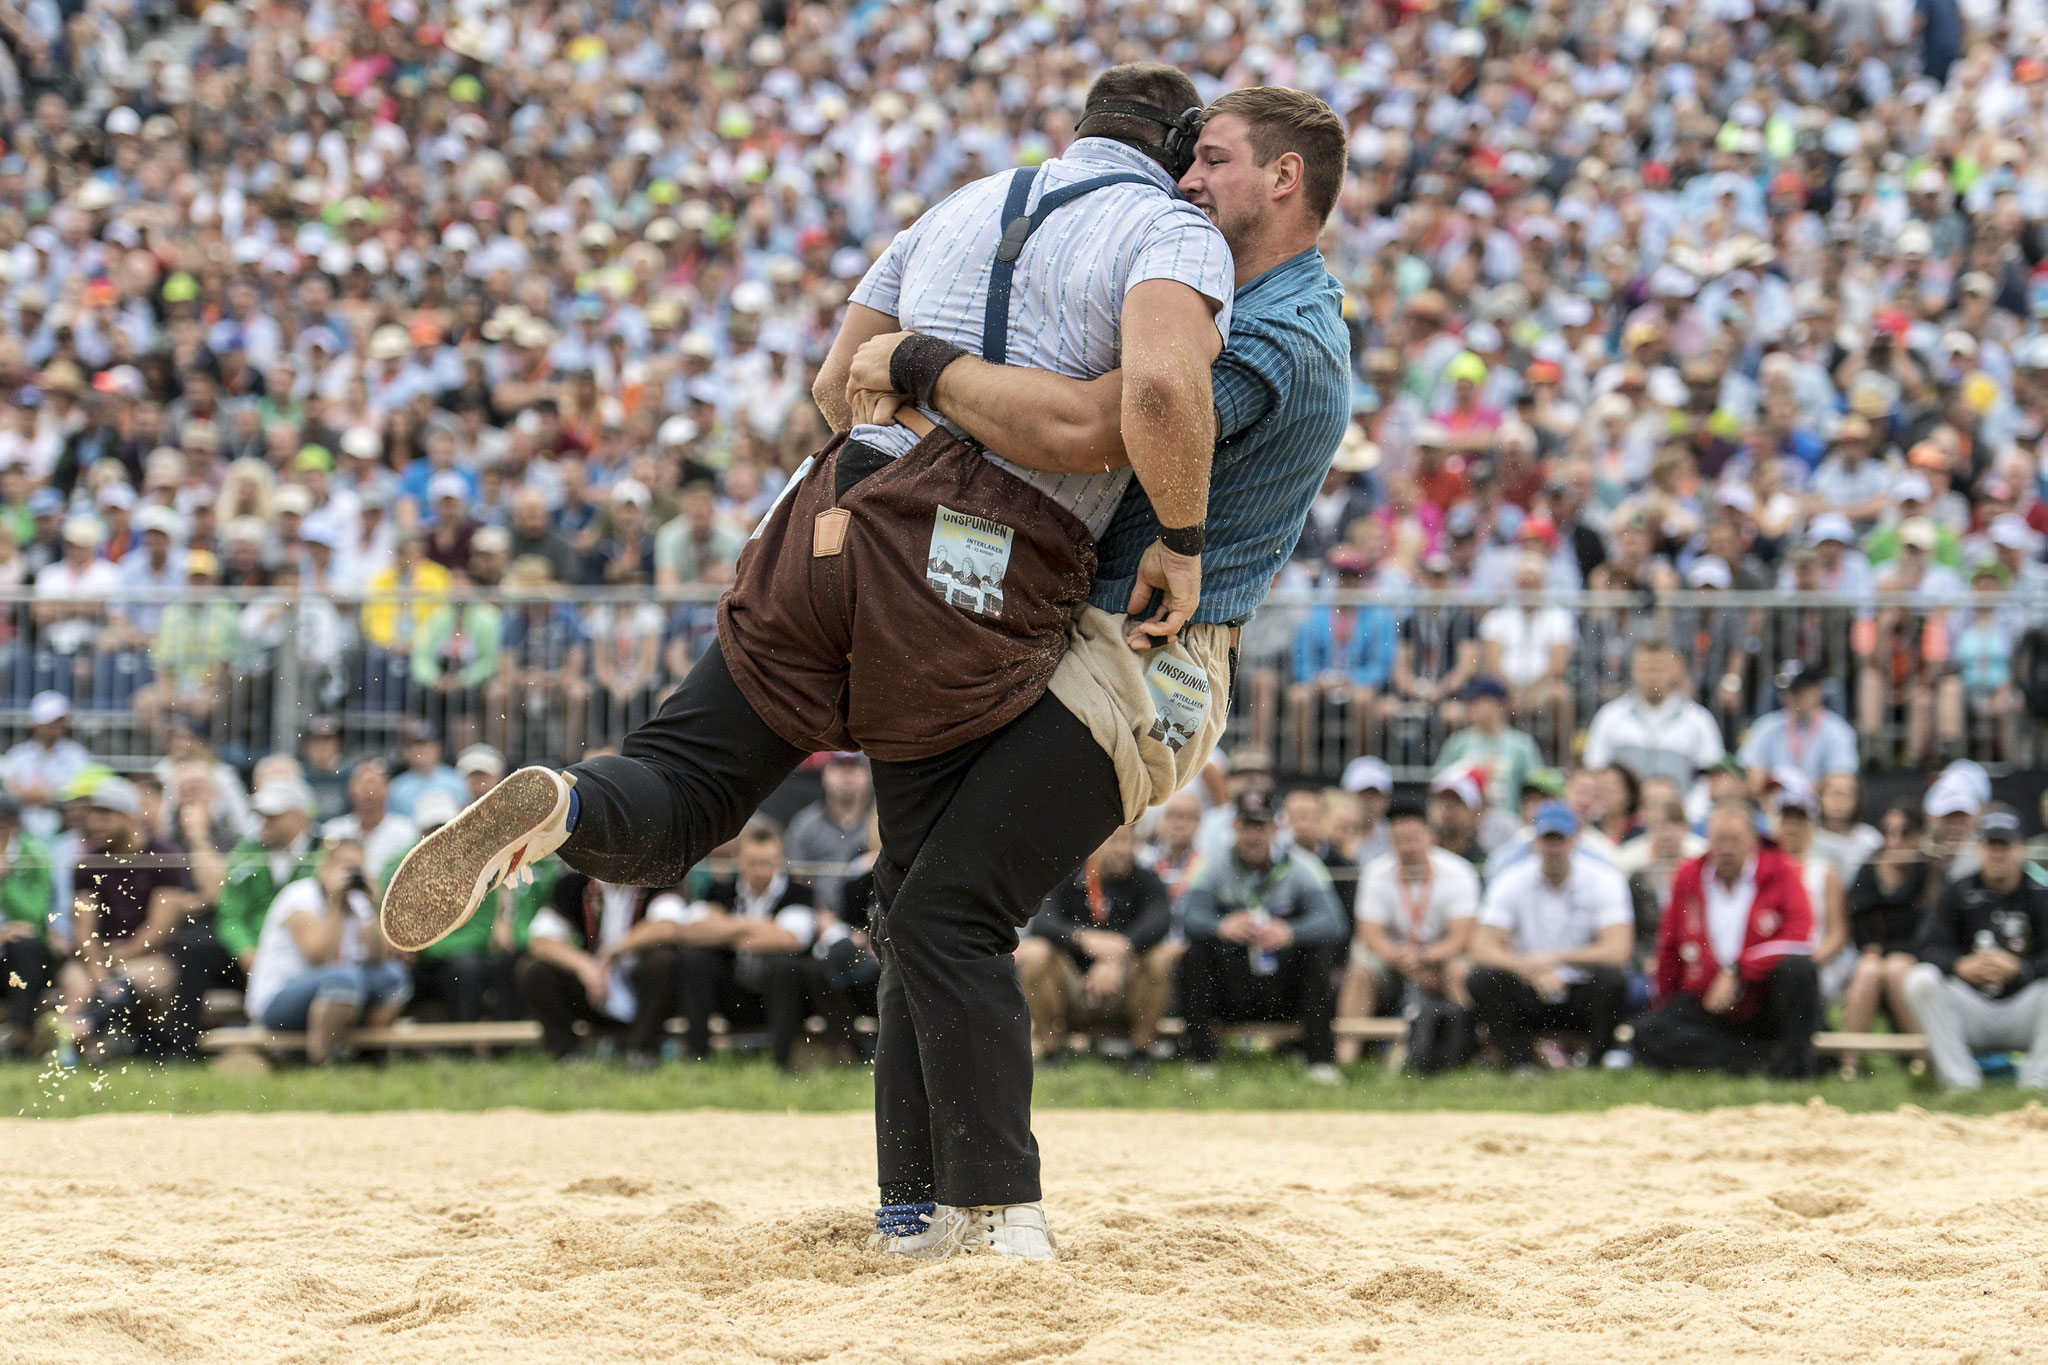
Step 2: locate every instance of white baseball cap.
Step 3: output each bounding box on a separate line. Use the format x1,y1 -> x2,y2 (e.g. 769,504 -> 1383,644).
251,779 -> 314,817
29,691 -> 69,725
1341,756 -> 1392,794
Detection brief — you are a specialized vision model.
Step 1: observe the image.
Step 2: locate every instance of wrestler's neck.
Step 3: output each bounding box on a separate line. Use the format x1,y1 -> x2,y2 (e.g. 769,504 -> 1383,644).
1227,219 -> 1314,290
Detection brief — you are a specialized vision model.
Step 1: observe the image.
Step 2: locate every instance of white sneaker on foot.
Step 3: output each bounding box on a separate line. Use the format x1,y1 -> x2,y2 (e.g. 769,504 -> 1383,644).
1304,1062 -> 1343,1085
961,1203 -> 1057,1261
869,1203 -> 970,1260
381,767 -> 576,951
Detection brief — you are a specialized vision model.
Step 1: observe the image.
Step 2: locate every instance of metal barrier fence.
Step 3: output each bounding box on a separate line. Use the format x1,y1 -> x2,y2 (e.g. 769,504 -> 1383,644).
0,586 -> 2039,781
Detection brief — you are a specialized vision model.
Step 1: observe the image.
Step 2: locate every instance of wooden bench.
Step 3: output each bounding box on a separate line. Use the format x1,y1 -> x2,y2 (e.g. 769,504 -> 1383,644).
200,1014 -> 876,1071
200,1017 -> 1925,1072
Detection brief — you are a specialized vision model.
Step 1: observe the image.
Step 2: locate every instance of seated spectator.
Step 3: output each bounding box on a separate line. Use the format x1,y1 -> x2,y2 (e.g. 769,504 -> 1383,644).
1813,772 -> 1883,889
1476,553 -> 1576,755
1774,778 -> 1851,1003
1903,807 -> 2048,1093
322,758 -> 419,884
0,796 -> 54,1057
387,721 -> 467,820
1468,802 -> 1634,1070
1140,789 -> 1204,907
242,836 -> 411,1061
586,479 -> 657,586
1630,802 -> 1820,1078
1952,565 -> 2021,758
1284,787 -> 1356,909
506,487 -> 585,587
410,573 -> 504,753
1336,757 -> 1392,866
1838,804 -> 1933,1079
1342,799 -> 1480,1071
1,692 -> 91,838
1285,547 -> 1395,770
1737,661 -> 1859,791
300,718 -> 350,821
1376,552 -> 1479,741
211,778 -> 319,985
654,479 -> 746,588
669,820 -> 818,1072
1583,636 -> 1726,797
785,752 -> 873,918
1178,791 -> 1348,1081
1194,746 -> 1277,864
134,551 -> 238,745
1427,766 -> 1490,874
516,868 -> 691,1065
1433,677 -> 1543,817
1614,793 -> 1706,972
54,778 -> 198,1062
1017,825 -> 1177,1070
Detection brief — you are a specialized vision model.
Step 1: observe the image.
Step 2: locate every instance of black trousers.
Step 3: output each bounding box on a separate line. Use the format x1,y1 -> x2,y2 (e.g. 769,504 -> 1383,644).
411,951 -> 521,1023
867,693 -> 1123,1209
559,639 -> 809,887
1178,937 -> 1339,1065
1630,958 -> 1820,1079
514,945 -> 685,1058
558,638 -> 1120,1206
164,915 -> 244,1057
1,935 -> 53,1035
1467,965 -> 1630,1068
676,946 -> 809,1068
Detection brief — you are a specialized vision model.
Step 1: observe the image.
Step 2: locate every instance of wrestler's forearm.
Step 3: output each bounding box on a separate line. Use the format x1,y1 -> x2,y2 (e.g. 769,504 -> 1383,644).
815,302 -> 900,432
1119,279 -> 1220,528
930,360 -> 1130,474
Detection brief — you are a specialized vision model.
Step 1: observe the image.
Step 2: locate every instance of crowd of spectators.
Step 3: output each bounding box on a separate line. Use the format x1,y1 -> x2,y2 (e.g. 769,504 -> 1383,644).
2,0 -> 2048,1079
0,0 -> 2036,775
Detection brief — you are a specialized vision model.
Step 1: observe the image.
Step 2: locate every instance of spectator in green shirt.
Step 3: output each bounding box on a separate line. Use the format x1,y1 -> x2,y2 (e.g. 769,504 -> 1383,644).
0,797 -> 55,1056
214,781 -> 318,972
1434,678 -> 1545,815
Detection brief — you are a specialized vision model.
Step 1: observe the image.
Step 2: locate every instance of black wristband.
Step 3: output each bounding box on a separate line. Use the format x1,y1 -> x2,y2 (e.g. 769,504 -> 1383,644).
1159,522 -> 1205,556
888,333 -> 969,409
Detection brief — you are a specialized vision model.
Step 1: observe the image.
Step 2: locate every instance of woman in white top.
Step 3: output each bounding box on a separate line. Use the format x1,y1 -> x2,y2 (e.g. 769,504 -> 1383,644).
1812,773 -> 1883,891
243,837 -> 410,1061
1775,794 -> 1851,1003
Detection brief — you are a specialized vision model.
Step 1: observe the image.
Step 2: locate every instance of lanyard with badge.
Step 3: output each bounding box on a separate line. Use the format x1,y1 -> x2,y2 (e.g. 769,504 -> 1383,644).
1394,859 -> 1435,942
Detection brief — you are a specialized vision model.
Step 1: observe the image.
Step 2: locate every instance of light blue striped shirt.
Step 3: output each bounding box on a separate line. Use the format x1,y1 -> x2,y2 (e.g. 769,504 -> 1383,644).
1091,248 -> 1351,623
849,137 -> 1233,536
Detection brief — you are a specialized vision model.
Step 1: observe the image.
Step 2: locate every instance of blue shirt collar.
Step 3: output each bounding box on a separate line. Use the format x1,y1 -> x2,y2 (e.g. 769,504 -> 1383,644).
1236,246 -> 1327,299
1062,136 -> 1183,194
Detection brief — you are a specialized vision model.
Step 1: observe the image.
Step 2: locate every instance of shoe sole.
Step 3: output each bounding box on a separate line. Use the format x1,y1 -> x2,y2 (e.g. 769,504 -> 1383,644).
380,768 -> 569,951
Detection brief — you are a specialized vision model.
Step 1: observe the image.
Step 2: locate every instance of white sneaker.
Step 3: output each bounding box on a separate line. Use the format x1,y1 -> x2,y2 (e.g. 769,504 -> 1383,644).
1601,1049 -> 1635,1070
1304,1062 -> 1343,1085
961,1203 -> 1057,1261
869,1203 -> 970,1260
381,767 -> 576,951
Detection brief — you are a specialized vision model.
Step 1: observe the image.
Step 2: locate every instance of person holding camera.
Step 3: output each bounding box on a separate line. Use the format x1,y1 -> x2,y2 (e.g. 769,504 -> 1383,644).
243,836 -> 411,1062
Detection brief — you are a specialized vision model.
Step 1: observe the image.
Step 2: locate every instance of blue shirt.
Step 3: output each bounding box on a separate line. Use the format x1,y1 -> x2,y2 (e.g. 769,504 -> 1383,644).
1089,247 -> 1350,624
1734,707 -> 1860,785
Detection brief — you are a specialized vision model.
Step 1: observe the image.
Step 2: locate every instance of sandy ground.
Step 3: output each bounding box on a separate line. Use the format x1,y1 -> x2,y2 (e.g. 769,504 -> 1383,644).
5,1104 -> 2048,1364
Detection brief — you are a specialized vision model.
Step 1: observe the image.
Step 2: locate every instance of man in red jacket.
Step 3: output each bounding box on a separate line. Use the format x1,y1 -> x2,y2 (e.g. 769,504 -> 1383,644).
1630,801 -> 1821,1078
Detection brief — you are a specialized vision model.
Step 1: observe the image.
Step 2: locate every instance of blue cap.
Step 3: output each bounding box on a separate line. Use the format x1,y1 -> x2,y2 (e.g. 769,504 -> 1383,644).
1532,800 -> 1580,839
28,488 -> 64,515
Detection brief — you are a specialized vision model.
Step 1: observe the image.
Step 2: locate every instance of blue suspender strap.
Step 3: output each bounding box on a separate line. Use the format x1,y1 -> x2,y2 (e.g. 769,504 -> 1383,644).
981,166 -> 1040,365
980,168 -> 1160,366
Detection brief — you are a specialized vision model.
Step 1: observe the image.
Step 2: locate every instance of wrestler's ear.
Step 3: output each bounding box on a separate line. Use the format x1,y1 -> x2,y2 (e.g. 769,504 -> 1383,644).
1270,150 -> 1305,203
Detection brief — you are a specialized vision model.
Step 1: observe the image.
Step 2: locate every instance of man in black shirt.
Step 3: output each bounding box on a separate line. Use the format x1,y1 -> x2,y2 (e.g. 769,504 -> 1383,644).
1903,805 -> 2048,1092
1015,825 -> 1175,1069
56,778 -> 197,1061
